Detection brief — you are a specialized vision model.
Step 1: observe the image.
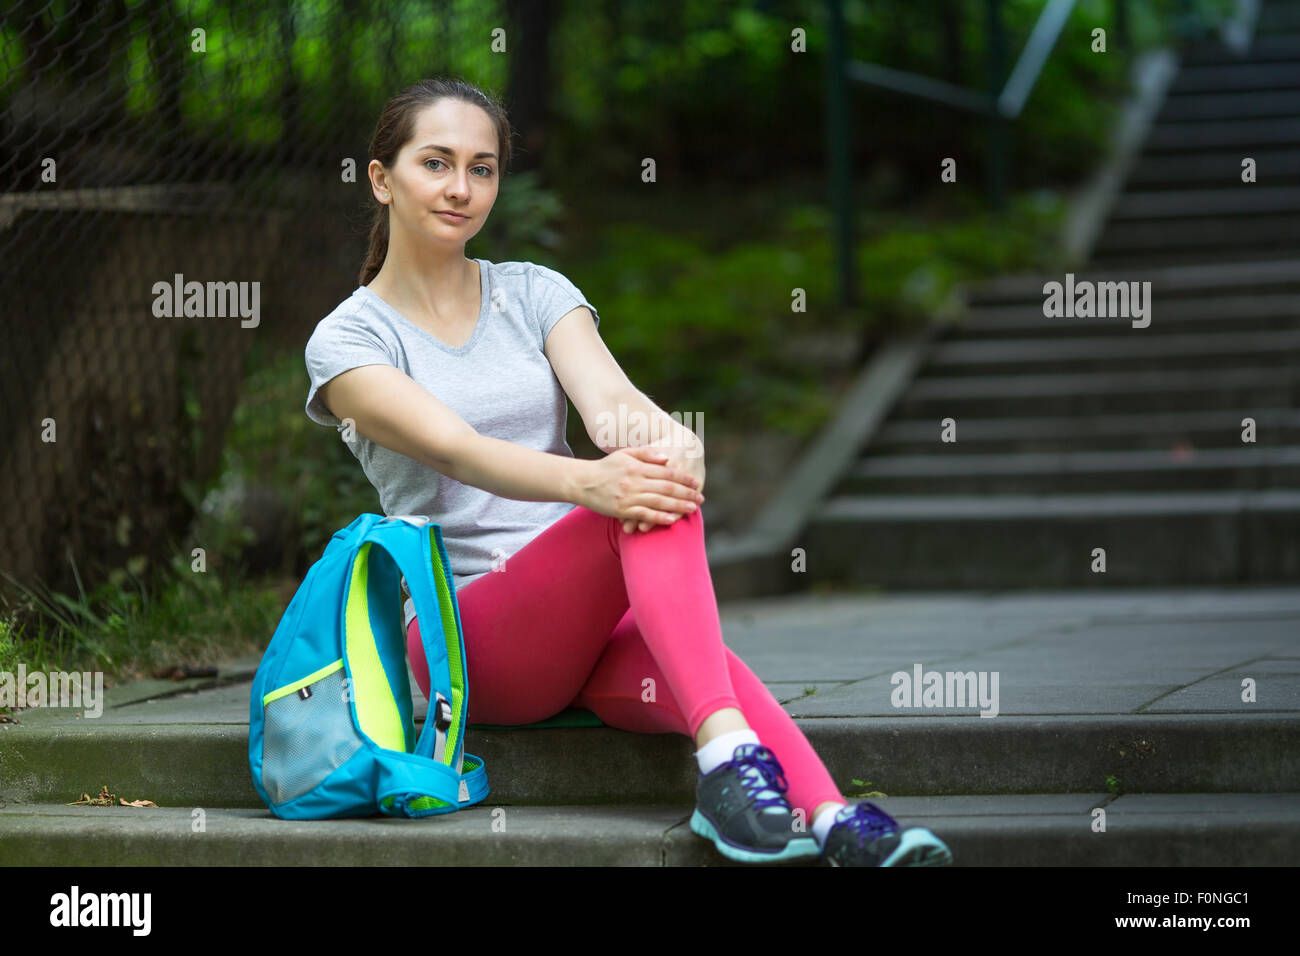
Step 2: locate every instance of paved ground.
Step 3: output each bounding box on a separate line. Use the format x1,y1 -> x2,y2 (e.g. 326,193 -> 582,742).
3,585 -> 1298,865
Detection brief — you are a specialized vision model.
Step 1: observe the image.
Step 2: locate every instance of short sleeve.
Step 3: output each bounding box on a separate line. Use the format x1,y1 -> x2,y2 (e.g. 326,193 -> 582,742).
304,315 -> 395,427
530,263 -> 601,345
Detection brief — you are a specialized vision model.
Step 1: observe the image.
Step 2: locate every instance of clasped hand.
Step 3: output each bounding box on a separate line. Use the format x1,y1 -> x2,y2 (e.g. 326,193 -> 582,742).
620,434 -> 705,534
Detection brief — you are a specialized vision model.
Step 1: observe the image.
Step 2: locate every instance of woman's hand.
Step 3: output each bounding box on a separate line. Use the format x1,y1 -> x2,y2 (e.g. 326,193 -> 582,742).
621,433 -> 706,534
574,444 -> 704,531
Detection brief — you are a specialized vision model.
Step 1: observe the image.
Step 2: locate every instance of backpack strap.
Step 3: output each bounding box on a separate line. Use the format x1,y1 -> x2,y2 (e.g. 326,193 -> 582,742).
358,516 -> 488,815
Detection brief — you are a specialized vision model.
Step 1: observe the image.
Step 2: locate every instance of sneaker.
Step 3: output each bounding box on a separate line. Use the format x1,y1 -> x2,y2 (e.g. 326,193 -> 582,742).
689,743 -> 822,864
821,801 -> 953,867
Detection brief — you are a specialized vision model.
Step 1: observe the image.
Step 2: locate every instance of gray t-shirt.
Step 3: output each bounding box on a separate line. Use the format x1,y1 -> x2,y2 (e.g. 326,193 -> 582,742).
304,258 -> 601,590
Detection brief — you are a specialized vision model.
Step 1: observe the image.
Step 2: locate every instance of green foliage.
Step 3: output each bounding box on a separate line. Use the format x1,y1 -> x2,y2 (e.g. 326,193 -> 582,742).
0,24 -> 26,88
849,778 -> 888,798
575,187 -> 1062,436
210,341 -> 381,565
480,169 -> 568,257
21,0 -> 1235,184
859,191 -> 1065,322
0,543 -> 281,687
1124,0 -> 1238,45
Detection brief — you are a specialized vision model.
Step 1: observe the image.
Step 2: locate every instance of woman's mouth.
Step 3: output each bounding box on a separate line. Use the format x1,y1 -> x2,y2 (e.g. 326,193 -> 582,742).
436,211 -> 468,223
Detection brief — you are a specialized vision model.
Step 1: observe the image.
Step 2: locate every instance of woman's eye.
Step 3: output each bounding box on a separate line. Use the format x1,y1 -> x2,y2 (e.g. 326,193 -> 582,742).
424,159 -> 493,177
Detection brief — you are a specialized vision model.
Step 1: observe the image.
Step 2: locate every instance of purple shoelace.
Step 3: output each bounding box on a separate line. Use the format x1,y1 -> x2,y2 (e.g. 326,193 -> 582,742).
728,744 -> 791,813
836,801 -> 900,847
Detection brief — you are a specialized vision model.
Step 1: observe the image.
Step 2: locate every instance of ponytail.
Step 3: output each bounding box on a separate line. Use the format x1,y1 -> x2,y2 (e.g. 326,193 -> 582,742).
359,205 -> 387,286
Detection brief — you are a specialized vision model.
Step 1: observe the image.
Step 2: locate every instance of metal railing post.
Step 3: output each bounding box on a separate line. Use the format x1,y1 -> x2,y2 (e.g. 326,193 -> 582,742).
825,0 -> 856,308
985,0 -> 1008,211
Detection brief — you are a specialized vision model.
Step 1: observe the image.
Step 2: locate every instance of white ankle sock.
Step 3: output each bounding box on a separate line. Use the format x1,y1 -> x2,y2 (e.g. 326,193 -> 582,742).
812,801 -> 850,847
694,729 -> 760,775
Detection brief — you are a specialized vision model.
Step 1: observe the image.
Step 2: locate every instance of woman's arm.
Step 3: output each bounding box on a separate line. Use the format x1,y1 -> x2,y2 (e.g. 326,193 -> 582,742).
317,363 -> 702,532
319,363 -> 585,505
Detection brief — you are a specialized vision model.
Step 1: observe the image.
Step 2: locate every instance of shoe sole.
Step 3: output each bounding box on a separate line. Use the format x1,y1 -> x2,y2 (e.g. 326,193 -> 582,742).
690,808 -> 823,864
826,826 -> 954,867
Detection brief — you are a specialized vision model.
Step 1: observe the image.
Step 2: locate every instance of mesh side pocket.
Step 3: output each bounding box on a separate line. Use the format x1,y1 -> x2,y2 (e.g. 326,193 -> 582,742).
262,667 -> 364,805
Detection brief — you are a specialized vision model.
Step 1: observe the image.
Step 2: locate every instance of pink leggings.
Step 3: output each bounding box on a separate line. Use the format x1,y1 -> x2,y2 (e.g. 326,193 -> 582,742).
406,503 -> 845,817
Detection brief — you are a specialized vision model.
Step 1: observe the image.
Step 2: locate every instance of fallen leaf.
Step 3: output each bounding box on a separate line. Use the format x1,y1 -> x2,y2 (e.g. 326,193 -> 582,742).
67,785 -> 117,806
119,798 -> 158,808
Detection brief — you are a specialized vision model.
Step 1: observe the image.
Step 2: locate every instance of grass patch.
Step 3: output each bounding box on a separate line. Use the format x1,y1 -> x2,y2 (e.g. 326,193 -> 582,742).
0,548 -> 288,694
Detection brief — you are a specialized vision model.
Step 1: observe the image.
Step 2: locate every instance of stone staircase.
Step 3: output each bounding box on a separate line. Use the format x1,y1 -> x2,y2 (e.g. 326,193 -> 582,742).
805,16 -> 1300,591
1094,27 -> 1300,268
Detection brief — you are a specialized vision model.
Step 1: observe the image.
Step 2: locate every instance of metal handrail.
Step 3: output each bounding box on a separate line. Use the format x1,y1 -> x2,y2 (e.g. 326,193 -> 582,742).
824,0 -> 1242,308
843,59 -> 996,116
825,0 -> 1099,307
841,0 -> 1080,119
997,0 -> 1081,118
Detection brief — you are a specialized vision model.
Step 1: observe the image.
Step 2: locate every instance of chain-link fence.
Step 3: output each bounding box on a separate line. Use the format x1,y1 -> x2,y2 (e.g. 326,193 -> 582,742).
0,0 -> 516,618
1,0 -> 1241,630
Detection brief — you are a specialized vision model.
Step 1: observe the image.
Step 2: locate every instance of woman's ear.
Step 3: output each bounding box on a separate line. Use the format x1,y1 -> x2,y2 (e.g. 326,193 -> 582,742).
368,160 -> 391,204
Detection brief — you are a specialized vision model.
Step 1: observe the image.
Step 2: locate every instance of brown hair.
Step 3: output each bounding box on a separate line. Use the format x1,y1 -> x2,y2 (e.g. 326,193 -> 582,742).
359,78 -> 513,286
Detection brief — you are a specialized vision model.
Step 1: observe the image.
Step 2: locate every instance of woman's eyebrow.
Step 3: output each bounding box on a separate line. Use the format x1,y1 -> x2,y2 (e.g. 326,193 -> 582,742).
418,144 -> 497,160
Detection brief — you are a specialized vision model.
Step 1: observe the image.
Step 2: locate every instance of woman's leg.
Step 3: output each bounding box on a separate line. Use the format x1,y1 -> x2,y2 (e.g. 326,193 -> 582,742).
407,500 -> 845,820
407,504 -> 742,735
571,606 -> 846,821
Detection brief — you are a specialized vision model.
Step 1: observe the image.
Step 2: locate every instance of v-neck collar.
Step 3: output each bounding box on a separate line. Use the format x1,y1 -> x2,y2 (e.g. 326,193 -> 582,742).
357,259 -> 490,356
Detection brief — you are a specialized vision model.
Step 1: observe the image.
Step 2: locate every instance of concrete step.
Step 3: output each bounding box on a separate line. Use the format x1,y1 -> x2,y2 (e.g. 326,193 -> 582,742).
1179,33 -> 1300,67
1127,147 -> 1300,188
1092,214 -> 1300,259
1109,186 -> 1300,219
892,365 -> 1300,419
806,490 -> 1300,586
966,259 -> 1300,306
1089,245 -> 1300,269
871,408 -> 1300,455
1262,1 -> 1300,32
958,292 -> 1300,336
1159,88 -> 1300,122
843,446 -> 1300,494
1144,117 -> 1300,151
2,794 -> 1297,866
1167,61 -> 1300,95
4,709 -> 1298,808
924,330 -> 1300,377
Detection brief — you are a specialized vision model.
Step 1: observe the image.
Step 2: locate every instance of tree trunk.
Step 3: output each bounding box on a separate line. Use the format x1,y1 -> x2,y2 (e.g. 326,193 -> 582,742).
505,0 -> 551,177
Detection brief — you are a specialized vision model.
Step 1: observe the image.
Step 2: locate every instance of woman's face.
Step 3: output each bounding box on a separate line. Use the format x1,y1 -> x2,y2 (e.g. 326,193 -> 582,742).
371,98 -> 499,249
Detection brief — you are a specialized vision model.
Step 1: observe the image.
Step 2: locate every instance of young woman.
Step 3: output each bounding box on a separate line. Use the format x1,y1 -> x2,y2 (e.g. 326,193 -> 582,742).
304,77 -> 952,867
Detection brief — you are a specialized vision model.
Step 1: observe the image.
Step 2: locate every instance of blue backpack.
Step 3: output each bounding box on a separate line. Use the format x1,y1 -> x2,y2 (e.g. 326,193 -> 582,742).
248,512 -> 488,819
